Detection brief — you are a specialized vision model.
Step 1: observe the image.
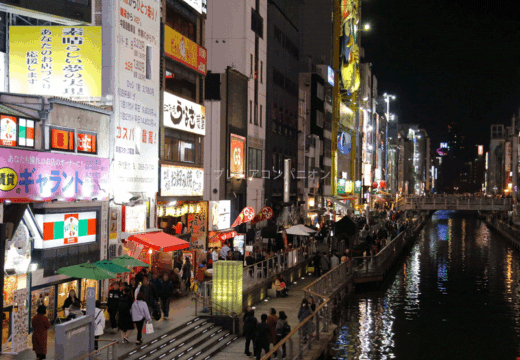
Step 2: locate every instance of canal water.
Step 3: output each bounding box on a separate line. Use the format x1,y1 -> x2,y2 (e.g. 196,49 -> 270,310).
334,211 -> 520,360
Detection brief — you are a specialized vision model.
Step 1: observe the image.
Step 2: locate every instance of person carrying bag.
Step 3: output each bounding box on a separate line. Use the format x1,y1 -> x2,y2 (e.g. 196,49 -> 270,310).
131,292 -> 151,345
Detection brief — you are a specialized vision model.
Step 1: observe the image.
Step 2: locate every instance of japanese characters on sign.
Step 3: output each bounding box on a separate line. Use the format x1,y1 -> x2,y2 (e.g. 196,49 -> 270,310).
122,203 -> 147,234
209,200 -> 231,231
230,134 -> 246,179
161,164 -> 203,197
112,0 -> 160,195
9,26 -> 102,99
163,92 -> 206,136
0,148 -> 109,201
164,25 -> 207,75
35,211 -> 97,249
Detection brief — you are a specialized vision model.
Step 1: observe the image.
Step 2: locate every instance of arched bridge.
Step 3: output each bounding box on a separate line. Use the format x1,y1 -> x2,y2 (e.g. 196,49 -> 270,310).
398,196 -> 513,211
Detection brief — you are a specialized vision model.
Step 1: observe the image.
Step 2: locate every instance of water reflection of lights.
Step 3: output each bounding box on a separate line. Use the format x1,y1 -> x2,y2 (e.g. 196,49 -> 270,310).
404,246 -> 421,319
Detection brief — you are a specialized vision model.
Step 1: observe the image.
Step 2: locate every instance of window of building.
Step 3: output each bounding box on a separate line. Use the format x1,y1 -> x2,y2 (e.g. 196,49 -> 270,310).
317,83 -> 325,101
250,100 -> 253,124
165,67 -> 196,102
248,148 -> 262,178
260,61 -> 263,83
316,110 -> 324,128
259,105 -> 263,127
164,130 -> 202,165
0,116 -> 35,148
166,5 -> 197,42
77,131 -> 97,154
251,8 -> 264,38
250,54 -> 253,77
50,127 -> 75,152
254,103 -> 258,126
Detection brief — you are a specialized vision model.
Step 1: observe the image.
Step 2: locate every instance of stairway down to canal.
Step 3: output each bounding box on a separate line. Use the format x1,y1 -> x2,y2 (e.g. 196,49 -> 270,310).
334,210 -> 520,360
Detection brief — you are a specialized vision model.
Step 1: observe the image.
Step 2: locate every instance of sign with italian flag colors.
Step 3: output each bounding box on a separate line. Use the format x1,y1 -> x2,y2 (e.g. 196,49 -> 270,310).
18,118 -> 35,147
34,211 -> 97,249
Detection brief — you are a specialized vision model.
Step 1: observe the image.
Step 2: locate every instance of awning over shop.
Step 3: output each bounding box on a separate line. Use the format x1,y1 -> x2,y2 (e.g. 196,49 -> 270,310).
128,232 -> 189,252
93,260 -> 131,274
57,263 -> 116,280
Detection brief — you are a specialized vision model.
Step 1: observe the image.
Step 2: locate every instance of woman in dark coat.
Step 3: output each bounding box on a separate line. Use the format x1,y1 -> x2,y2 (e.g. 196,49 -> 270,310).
118,287 -> 134,343
62,289 -> 79,309
32,305 -> 51,359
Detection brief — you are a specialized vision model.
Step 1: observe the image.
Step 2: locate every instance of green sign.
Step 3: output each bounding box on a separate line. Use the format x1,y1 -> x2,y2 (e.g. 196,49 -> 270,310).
337,179 -> 345,195
354,180 -> 362,194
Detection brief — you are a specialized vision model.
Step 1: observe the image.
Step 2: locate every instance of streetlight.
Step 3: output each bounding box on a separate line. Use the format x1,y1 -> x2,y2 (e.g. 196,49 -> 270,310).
364,23 -> 371,31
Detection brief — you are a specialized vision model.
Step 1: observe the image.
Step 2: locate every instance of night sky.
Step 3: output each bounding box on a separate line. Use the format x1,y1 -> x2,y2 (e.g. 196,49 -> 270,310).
360,0 -> 520,155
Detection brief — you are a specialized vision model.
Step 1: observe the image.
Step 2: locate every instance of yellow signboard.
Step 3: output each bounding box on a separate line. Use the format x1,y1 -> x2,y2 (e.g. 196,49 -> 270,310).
164,25 -> 207,75
9,26 -> 102,99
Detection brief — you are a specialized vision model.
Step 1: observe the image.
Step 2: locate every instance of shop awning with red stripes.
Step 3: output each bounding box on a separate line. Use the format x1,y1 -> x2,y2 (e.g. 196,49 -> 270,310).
127,232 -> 189,252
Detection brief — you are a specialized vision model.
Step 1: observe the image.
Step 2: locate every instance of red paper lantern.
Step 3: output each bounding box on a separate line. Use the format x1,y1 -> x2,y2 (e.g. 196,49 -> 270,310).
372,182 -> 378,188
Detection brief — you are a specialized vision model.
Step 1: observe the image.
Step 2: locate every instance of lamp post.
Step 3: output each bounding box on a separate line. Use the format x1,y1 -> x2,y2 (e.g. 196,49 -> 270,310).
383,93 -> 396,184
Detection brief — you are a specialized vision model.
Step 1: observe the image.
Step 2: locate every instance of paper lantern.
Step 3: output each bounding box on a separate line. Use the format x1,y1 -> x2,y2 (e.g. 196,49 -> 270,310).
212,261 -> 243,315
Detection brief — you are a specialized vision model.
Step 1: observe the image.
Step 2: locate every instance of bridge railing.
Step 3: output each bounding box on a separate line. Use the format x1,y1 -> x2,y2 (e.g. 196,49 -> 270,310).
401,196 -> 512,210
260,260 -> 354,360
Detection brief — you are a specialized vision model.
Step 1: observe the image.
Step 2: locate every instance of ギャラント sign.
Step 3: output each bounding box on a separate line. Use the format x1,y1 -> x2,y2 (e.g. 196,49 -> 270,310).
161,164 -> 203,197
0,148 -> 109,201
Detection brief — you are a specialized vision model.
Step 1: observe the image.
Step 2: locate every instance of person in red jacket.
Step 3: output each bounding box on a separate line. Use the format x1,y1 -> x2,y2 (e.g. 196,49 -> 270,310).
32,305 -> 51,360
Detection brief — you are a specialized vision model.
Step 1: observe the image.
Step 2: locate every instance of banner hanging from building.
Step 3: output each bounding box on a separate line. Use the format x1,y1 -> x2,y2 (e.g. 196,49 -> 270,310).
230,134 -> 246,178
110,0 -> 160,195
164,25 -> 207,75
161,164 -> 204,197
250,207 -> 274,225
0,148 -> 109,201
9,26 -> 102,99
231,206 -> 255,227
163,92 -> 206,135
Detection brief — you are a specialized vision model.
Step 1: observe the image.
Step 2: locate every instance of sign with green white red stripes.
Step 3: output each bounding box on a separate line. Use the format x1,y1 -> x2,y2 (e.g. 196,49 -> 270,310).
34,211 -> 97,249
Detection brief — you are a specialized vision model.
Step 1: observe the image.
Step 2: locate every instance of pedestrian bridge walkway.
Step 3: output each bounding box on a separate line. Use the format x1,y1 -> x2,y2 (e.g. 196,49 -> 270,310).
398,196 -> 512,211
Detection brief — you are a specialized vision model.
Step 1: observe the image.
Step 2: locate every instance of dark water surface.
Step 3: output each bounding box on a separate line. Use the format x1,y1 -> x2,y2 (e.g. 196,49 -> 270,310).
334,211 -> 520,360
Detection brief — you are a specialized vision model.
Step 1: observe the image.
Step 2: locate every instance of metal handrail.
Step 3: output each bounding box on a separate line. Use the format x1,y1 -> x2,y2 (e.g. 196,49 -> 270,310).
75,339 -> 118,360
192,291 -> 237,318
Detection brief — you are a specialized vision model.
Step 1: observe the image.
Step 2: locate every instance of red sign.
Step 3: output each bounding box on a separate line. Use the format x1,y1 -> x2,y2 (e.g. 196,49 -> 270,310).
51,128 -> 74,151
230,134 -> 246,178
250,207 -> 274,225
231,206 -> 255,227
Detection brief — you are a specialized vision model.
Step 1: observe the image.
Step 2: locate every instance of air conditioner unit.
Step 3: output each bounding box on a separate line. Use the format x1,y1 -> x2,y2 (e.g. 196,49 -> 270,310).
108,244 -> 124,259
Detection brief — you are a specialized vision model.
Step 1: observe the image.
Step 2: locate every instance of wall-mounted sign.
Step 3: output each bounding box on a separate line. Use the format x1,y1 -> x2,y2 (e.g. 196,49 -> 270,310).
35,211 -> 97,249
164,25 -> 207,75
354,180 -> 362,194
327,66 -> 335,86
0,148 -> 109,201
122,203 -> 147,234
209,200 -> 231,231
179,0 -> 207,15
440,142 -> 448,149
230,134 -> 246,178
163,92 -> 206,136
110,0 -> 160,196
161,164 -> 204,197
9,26 -> 102,99
345,181 -> 354,194
337,131 -> 352,154
337,179 -> 345,194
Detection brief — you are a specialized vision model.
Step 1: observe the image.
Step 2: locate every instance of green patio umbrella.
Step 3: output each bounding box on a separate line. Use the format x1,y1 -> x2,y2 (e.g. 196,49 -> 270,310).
93,260 -> 132,274
110,254 -> 150,268
57,263 -> 116,280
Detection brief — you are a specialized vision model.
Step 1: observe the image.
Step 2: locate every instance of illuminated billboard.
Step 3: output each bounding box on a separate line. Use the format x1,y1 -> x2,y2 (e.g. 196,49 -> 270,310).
163,92 -> 206,135
9,26 -> 102,99
164,25 -> 207,75
230,134 -> 246,178
161,164 -> 204,197
339,0 -> 360,94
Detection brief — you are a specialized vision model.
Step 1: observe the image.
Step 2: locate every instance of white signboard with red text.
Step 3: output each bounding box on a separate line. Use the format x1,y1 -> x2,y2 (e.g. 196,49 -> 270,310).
104,0 -> 160,195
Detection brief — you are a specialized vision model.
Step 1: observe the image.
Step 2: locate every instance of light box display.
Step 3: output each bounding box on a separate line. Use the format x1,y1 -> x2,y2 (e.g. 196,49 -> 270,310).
212,261 -> 243,315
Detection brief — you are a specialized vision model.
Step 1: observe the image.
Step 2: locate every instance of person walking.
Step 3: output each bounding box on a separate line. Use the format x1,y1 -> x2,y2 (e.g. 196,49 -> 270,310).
243,307 -> 258,357
320,252 -> 330,273
94,300 -> 105,352
118,287 -> 134,343
32,305 -> 50,360
266,308 -> 278,355
181,257 -> 192,293
255,314 -> 271,360
131,292 -> 151,345
276,311 -> 289,359
138,276 -> 160,316
107,282 -> 122,333
158,273 -> 174,319
330,253 -> 339,269
220,241 -> 231,260
297,298 -> 313,344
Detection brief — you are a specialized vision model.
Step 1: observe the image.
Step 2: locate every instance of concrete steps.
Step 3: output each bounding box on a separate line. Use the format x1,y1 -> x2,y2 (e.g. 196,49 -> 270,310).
117,317 -> 239,360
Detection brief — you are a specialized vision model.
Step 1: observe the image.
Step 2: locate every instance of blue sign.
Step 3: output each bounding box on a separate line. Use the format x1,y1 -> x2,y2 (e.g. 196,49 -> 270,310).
337,132 -> 351,154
